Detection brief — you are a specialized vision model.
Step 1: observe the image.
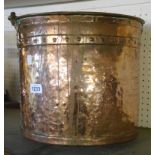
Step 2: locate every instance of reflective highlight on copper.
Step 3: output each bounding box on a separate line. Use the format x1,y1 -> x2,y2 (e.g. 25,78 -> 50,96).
9,12 -> 144,145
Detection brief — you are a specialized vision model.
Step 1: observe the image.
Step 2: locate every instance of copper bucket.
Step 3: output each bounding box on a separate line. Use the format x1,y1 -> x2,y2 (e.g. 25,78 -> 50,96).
9,12 -> 144,145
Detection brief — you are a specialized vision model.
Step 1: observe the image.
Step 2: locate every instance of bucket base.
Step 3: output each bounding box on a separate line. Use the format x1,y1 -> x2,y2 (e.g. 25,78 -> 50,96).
22,129 -> 137,145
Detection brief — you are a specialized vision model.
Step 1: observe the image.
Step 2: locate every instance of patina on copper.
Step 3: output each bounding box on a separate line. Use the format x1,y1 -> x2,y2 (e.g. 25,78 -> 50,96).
9,12 -> 144,145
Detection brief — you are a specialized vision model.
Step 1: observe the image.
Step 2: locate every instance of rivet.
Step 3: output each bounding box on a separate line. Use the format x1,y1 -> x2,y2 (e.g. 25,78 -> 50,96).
65,37 -> 69,42
77,36 -> 81,41
33,39 -> 38,43
43,38 -> 46,42
102,37 -> 105,42
53,38 -> 57,42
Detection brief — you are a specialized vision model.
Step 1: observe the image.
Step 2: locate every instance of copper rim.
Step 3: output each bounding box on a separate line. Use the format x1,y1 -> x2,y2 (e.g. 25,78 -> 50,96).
15,11 -> 144,24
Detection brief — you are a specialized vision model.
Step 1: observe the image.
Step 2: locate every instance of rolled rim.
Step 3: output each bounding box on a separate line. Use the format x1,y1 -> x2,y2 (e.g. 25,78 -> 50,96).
16,11 -> 144,25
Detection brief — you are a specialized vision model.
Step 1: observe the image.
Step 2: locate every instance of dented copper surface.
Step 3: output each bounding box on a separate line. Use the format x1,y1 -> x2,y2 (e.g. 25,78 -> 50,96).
9,12 -> 144,145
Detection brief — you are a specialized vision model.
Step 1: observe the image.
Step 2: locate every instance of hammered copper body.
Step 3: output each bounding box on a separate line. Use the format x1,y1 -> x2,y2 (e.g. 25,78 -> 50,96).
9,12 -> 144,145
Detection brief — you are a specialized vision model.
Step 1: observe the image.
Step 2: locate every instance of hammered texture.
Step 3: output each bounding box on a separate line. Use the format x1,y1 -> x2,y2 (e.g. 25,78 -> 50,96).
9,12 -> 143,145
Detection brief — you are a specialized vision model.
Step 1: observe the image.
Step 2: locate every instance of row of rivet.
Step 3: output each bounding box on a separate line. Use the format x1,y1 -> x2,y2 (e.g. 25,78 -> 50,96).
18,35 -> 140,47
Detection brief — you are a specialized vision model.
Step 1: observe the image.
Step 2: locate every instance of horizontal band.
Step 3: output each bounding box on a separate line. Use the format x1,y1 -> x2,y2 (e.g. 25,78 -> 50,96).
18,35 -> 140,47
